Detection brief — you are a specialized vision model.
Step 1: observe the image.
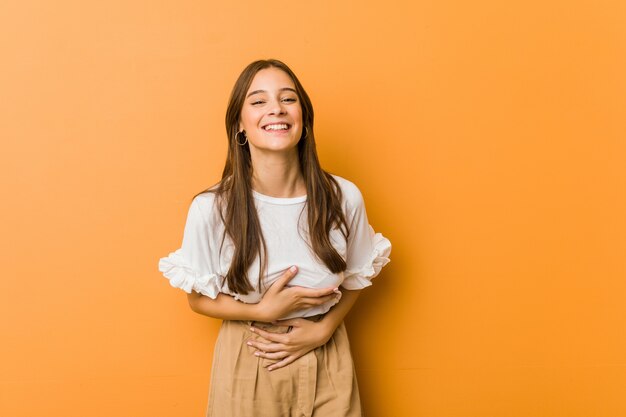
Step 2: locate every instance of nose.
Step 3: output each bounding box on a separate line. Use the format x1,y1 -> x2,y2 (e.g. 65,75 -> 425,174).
267,98 -> 286,115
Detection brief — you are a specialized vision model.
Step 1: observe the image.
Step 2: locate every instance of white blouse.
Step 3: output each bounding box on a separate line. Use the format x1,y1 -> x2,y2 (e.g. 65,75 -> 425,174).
158,174 -> 391,319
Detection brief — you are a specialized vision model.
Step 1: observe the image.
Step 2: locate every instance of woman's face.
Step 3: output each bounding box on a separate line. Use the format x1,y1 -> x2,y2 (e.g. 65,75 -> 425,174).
239,67 -> 303,157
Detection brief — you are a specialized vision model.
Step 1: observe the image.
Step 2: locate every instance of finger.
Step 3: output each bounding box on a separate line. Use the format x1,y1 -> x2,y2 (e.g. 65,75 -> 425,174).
247,340 -> 286,353
249,334 -> 272,344
250,326 -> 288,344
262,359 -> 280,367
267,266 -> 298,294
268,355 -> 297,371
293,286 -> 338,298
254,350 -> 289,361
298,293 -> 340,306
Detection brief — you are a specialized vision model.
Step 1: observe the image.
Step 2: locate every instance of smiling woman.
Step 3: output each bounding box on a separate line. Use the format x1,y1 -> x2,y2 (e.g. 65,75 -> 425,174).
158,59 -> 392,416
239,67 -> 305,161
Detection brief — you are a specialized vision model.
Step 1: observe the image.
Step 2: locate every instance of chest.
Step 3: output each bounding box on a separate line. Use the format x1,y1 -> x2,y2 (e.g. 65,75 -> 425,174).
224,202 -> 347,303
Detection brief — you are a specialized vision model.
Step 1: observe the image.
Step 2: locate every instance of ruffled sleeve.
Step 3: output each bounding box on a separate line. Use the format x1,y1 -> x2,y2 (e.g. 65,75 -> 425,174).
158,196 -> 222,298
341,184 -> 392,289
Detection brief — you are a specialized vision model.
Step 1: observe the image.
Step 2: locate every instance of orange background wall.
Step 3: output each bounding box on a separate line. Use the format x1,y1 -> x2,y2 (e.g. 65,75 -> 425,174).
1,1 -> 625,416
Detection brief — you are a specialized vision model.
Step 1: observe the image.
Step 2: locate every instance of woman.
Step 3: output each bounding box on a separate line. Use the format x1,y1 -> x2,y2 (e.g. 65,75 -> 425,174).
159,59 -> 391,416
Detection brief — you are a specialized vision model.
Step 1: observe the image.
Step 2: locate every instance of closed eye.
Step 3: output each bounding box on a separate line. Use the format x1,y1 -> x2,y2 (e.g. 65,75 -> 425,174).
250,98 -> 296,105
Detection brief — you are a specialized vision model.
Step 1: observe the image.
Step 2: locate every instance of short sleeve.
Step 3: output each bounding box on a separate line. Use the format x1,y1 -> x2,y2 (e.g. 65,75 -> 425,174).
158,197 -> 222,298
341,186 -> 392,290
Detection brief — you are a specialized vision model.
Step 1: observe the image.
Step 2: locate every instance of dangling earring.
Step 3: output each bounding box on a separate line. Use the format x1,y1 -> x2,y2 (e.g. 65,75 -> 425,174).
302,126 -> 309,140
236,130 -> 247,146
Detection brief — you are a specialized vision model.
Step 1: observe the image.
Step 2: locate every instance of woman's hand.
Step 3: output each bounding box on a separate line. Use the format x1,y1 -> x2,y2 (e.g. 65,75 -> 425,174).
247,318 -> 333,371
254,266 -> 340,322
248,288 -> 363,371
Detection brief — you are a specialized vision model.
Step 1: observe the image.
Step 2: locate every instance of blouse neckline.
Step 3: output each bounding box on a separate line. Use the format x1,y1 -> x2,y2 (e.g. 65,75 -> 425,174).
252,189 -> 307,205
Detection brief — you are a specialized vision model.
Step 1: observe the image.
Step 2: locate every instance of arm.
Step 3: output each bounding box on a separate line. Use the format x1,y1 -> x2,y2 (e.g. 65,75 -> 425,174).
187,265 -> 340,322
187,292 -> 265,321
317,288 -> 361,339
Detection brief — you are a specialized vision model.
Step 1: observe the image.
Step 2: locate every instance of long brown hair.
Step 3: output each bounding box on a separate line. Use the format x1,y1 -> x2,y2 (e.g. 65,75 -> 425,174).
194,59 -> 349,295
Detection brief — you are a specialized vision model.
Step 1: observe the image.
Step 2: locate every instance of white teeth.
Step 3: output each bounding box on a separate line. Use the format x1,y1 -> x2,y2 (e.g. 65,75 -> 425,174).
264,123 -> 289,131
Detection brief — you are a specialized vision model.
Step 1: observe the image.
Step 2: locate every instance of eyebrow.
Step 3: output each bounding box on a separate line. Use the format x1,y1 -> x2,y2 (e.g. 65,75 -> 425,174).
246,87 -> 297,98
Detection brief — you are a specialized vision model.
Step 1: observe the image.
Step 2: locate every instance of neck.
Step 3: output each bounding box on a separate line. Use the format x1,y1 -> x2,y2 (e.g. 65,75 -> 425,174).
250,149 -> 306,198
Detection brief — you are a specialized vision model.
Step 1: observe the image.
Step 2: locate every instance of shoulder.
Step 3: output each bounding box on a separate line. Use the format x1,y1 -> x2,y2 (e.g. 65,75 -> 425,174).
190,188 -> 221,226
192,189 -> 218,206
329,173 -> 365,210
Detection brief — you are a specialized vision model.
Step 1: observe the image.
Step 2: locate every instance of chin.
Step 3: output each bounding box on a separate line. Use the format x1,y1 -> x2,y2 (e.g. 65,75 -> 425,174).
266,145 -> 299,153
257,138 -> 299,150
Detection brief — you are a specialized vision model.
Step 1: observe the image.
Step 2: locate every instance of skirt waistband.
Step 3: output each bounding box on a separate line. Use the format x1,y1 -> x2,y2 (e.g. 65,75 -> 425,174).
245,312 -> 326,333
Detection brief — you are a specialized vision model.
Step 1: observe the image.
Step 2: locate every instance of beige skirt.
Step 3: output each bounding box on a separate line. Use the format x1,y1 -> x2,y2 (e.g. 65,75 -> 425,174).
206,315 -> 362,417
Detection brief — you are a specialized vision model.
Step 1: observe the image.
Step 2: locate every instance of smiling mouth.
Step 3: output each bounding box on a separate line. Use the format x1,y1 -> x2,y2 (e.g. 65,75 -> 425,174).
263,123 -> 291,131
